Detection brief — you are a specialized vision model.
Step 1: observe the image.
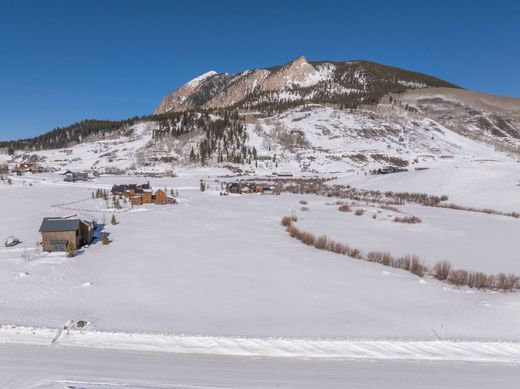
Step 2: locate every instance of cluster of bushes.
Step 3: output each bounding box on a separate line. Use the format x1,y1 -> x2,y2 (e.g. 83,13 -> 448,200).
281,215 -> 519,292
354,209 -> 365,216
393,216 -> 421,224
338,204 -> 352,212
367,252 -> 426,277
282,217 -> 362,258
438,203 -> 520,219
277,179 -> 520,220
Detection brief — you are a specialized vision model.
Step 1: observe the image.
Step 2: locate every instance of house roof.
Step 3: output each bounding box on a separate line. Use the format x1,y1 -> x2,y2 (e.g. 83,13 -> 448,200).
111,185 -> 126,193
39,217 -> 80,232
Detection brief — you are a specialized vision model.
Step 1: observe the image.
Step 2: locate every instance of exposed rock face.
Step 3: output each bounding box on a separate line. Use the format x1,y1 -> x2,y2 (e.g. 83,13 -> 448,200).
155,56 -> 458,113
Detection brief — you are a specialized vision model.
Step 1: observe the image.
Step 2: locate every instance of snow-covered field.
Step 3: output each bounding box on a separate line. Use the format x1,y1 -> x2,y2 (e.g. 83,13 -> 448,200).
0,153 -> 519,387
0,164 -> 519,342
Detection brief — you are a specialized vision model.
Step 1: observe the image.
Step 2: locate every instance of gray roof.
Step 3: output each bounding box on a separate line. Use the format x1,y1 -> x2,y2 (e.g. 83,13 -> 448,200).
39,218 -> 80,232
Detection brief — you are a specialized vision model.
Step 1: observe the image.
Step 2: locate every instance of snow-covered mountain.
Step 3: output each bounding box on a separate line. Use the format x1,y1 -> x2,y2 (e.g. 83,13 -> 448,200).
2,58 -> 520,175
155,56 -> 458,113
4,97 -> 519,175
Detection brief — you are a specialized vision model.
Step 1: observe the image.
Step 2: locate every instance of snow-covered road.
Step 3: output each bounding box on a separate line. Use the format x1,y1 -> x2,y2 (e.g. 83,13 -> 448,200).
1,343 -> 520,389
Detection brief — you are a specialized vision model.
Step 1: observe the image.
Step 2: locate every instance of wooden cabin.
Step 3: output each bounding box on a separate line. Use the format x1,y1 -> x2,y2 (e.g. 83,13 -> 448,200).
154,189 -> 167,205
39,217 -> 95,252
141,190 -> 153,204
130,195 -> 143,206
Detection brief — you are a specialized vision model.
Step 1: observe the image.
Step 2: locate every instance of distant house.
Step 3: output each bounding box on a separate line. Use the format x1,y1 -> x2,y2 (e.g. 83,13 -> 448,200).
39,216 -> 96,252
154,189 -> 167,205
141,190 -> 153,204
111,183 -> 150,197
64,171 -> 89,182
110,183 -> 172,206
130,195 -> 143,206
17,162 -> 40,174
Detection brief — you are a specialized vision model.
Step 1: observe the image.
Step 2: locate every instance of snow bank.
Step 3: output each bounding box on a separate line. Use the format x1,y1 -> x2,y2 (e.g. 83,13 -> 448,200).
1,325 -> 520,363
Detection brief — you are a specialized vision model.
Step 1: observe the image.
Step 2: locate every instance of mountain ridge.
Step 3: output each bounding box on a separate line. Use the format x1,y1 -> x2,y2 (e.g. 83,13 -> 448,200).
155,56 -> 460,114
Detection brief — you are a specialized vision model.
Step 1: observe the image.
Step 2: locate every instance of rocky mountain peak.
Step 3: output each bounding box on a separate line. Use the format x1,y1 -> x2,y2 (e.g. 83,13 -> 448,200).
155,57 -> 459,114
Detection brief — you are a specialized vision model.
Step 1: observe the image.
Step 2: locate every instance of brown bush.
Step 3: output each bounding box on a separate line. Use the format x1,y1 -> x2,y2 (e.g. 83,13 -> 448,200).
314,235 -> 329,250
286,224 -> 300,238
329,241 -> 349,255
281,216 -> 292,227
410,256 -> 426,277
433,261 -> 451,281
473,272 -> 489,289
448,269 -> 468,286
354,209 -> 365,216
347,248 -> 363,259
299,200 -> 308,205
300,206 -> 310,212
497,273 -> 519,291
367,251 -> 394,266
380,205 -> 399,212
291,213 -> 298,222
300,231 -> 316,246
394,216 -> 422,224
338,204 -> 352,212
395,255 -> 412,271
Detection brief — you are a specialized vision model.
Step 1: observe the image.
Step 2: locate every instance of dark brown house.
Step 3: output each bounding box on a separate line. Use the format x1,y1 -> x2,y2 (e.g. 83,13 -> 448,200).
39,217 -> 96,252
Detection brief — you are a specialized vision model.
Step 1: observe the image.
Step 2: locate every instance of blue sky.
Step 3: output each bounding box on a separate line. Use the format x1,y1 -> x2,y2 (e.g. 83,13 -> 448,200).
0,0 -> 519,140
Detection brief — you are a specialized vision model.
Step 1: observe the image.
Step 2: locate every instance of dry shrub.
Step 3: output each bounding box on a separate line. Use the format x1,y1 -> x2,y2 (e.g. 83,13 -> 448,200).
347,248 -> 363,259
367,251 -> 394,266
354,209 -> 365,216
338,204 -> 352,212
395,255 -> 412,271
291,213 -> 298,222
300,231 -> 316,246
380,205 -> 399,212
433,261 -> 451,281
448,269 -> 468,286
497,273 -> 519,291
281,216 -> 292,227
329,241 -> 348,255
473,272 -> 489,289
394,216 -> 422,224
299,200 -> 308,205
286,224 -> 300,238
314,235 -> 329,250
410,256 -> 426,277
300,206 -> 310,212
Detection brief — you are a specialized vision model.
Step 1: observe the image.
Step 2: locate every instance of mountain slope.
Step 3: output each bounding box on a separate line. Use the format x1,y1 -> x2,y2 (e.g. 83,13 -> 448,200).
155,56 -> 459,113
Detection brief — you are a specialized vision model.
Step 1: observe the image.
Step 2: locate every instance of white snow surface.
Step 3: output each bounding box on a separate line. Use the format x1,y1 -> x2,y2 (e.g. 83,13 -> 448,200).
0,170 -> 519,342
2,324 -> 520,363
